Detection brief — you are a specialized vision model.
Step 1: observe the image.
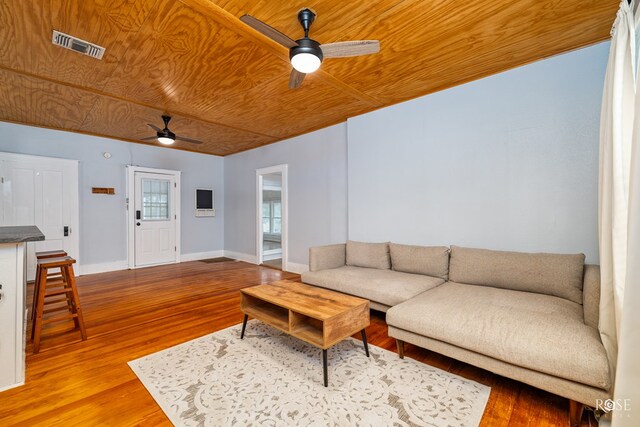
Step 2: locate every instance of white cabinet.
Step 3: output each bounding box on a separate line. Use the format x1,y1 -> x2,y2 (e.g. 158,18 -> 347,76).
0,242 -> 26,392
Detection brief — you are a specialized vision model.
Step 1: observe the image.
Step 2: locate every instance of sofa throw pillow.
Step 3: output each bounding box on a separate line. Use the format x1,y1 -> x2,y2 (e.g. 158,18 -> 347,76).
449,246 -> 585,304
389,243 -> 450,280
346,240 -> 391,270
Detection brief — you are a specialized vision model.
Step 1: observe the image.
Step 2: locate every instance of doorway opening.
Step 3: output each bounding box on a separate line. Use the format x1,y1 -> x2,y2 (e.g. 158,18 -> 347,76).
127,166 -> 181,269
256,165 -> 288,271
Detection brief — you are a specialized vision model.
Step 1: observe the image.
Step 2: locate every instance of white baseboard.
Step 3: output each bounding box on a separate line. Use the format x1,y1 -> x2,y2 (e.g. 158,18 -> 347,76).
284,262 -> 309,275
181,250 -> 225,262
78,252 -> 307,276
80,251 -> 224,276
0,381 -> 24,393
80,260 -> 128,276
224,250 -> 258,264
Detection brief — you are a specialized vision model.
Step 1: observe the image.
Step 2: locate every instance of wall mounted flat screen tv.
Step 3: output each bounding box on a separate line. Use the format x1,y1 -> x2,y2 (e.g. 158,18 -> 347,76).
195,188 -> 215,216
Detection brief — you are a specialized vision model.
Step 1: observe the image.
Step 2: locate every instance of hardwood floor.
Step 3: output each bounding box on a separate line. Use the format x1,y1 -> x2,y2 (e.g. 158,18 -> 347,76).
0,260 -> 596,426
261,258 -> 283,270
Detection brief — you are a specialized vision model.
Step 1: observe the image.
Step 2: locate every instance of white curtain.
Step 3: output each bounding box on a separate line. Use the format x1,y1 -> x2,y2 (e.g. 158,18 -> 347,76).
599,1 -> 640,425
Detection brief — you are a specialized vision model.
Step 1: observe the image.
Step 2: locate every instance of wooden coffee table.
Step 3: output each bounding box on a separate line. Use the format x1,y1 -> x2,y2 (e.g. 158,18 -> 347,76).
240,280 -> 370,387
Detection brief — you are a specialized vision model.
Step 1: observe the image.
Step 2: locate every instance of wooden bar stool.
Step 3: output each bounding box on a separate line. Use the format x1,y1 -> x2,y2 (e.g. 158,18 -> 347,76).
32,256 -> 87,353
32,250 -> 68,325
35,250 -> 68,259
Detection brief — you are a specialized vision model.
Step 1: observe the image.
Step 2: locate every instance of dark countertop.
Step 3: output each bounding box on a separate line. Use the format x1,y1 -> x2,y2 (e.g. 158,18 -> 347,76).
0,226 -> 45,243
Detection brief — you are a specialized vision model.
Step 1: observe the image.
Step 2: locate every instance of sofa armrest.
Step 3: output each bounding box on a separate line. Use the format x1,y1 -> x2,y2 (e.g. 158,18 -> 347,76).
583,264 -> 600,329
309,243 -> 346,272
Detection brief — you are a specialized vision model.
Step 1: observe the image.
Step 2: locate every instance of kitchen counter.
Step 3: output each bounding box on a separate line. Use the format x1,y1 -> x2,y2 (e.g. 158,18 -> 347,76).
0,226 -> 45,243
0,225 -> 44,392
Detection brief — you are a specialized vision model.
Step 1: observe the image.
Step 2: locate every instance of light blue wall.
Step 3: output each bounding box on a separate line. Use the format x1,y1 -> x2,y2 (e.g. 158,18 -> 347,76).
224,124 -> 348,265
0,122 -> 224,265
0,42 -> 609,269
347,43 -> 609,263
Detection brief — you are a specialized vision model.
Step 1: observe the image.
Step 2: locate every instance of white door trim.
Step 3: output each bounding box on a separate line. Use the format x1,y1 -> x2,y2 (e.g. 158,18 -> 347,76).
126,166 -> 181,269
256,164 -> 288,271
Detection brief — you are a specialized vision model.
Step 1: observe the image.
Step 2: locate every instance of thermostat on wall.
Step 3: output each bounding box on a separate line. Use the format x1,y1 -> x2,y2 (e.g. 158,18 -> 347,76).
195,188 -> 215,217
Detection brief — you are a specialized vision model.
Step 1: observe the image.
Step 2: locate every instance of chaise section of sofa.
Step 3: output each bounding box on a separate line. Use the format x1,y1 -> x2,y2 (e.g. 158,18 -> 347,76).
387,246 -> 610,413
301,241 -> 448,311
303,241 -> 611,424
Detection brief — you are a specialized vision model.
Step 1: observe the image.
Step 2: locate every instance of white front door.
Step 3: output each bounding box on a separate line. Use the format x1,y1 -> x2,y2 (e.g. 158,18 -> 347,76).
134,172 -> 177,267
0,153 -> 80,280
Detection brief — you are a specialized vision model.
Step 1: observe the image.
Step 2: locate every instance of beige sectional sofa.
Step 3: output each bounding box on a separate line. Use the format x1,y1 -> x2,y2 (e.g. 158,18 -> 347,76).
303,241 -> 450,311
301,241 -> 611,424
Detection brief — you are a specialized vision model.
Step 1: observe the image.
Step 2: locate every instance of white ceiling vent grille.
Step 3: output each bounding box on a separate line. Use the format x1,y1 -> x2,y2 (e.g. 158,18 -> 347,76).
51,30 -> 105,60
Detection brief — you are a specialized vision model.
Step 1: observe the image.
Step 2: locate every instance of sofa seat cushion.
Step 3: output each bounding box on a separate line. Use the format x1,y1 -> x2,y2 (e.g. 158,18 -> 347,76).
386,282 -> 610,390
301,266 -> 444,307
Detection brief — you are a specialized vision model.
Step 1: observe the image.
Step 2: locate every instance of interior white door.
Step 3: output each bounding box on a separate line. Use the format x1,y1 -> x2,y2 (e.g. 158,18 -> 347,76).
134,172 -> 177,267
0,153 -> 79,280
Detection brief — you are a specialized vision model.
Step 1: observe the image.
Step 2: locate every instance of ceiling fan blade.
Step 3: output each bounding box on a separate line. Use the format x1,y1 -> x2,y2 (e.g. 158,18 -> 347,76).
147,123 -> 161,132
140,136 -> 158,141
289,68 -> 306,89
321,40 -> 380,58
176,135 -> 204,145
240,15 -> 297,48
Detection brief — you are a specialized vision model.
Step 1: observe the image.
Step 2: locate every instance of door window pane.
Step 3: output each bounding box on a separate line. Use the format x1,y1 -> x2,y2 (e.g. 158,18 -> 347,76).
142,178 -> 170,220
262,217 -> 271,233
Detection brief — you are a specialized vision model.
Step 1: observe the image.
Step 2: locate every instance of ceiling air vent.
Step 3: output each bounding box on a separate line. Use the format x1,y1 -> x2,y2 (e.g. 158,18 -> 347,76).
51,30 -> 105,60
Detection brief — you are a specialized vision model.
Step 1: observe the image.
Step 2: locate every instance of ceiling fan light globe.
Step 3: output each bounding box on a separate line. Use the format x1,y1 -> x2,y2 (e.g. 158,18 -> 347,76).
291,52 -> 321,73
157,136 -> 175,145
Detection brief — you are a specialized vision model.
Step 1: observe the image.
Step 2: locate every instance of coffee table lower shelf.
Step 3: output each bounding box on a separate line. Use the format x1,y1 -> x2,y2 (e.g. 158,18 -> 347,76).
239,282 -> 370,387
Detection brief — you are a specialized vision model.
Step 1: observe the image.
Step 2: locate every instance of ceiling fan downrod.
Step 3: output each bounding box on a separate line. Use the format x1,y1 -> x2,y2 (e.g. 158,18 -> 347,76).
298,8 -> 316,38
161,115 -> 171,130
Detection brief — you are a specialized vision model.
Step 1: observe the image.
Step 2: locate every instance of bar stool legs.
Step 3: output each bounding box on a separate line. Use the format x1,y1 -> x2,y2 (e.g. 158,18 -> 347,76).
32,256 -> 87,353
31,250 -> 67,334
32,267 -> 48,353
64,263 -> 85,338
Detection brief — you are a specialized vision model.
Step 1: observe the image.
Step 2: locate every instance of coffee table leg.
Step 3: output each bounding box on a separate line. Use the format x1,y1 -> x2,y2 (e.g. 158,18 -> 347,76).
323,349 -> 328,387
361,329 -> 370,358
240,314 -> 248,339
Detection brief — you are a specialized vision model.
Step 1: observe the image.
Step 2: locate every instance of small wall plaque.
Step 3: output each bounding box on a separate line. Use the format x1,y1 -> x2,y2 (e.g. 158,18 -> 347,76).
92,187 -> 115,195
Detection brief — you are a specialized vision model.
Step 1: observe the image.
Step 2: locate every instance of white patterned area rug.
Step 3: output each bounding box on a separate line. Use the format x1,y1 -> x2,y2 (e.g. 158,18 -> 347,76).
129,321 -> 490,427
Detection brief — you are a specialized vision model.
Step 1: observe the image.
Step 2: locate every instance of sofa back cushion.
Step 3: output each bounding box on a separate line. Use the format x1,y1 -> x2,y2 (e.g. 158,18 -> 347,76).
346,240 -> 391,269
449,246 -> 585,304
389,243 -> 450,280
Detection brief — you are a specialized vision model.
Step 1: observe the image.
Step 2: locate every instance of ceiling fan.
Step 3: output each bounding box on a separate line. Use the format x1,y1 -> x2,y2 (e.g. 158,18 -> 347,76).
141,115 -> 203,145
240,9 -> 380,89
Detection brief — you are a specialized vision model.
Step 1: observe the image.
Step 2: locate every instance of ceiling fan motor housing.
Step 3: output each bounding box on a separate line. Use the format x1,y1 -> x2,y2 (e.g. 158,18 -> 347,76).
290,38 -> 323,63
158,129 -> 176,139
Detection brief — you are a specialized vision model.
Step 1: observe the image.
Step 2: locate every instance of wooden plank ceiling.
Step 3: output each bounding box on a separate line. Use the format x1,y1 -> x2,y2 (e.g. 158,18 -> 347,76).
0,0 -> 617,156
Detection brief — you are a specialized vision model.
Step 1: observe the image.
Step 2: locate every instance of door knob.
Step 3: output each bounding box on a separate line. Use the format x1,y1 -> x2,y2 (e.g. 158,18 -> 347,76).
136,222 -> 141,226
